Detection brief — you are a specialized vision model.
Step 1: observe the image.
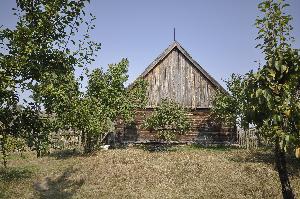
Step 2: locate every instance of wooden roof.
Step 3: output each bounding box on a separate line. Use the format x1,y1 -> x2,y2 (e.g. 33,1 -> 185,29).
129,41 -> 226,93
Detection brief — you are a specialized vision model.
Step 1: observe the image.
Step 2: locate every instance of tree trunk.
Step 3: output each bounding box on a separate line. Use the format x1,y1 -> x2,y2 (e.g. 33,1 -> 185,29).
1,134 -> 7,168
2,150 -> 7,168
35,139 -> 41,158
275,138 -> 295,199
81,131 -> 86,148
84,133 -> 92,153
36,145 -> 41,158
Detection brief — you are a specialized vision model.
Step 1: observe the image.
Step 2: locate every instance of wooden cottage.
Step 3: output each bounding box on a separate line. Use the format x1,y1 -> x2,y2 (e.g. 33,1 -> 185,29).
118,41 -> 233,143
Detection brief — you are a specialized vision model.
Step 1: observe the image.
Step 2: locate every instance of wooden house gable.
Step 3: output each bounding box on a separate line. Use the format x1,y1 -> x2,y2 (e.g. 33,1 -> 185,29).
133,41 -> 225,109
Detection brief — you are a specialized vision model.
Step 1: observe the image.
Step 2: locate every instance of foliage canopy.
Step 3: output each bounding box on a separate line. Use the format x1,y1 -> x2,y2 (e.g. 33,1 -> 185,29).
143,99 -> 190,141
212,1 -> 300,198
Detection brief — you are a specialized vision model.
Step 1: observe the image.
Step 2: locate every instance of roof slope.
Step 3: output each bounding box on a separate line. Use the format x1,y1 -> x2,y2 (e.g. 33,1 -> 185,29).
130,41 -> 226,93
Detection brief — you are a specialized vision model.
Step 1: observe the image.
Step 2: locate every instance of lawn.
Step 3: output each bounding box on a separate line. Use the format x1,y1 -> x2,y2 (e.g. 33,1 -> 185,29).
0,146 -> 299,199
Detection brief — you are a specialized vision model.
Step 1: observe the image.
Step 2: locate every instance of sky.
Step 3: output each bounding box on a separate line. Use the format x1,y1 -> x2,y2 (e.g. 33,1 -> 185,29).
1,0 -> 300,89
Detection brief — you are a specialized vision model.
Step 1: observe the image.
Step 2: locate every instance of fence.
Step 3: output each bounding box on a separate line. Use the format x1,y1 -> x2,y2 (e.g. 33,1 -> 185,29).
50,130 -> 81,150
50,130 -> 112,150
237,128 -> 258,149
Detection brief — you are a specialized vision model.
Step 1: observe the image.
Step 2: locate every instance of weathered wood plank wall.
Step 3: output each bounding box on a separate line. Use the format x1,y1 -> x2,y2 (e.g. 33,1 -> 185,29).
117,42 -> 234,143
144,47 -> 216,109
116,109 -> 233,143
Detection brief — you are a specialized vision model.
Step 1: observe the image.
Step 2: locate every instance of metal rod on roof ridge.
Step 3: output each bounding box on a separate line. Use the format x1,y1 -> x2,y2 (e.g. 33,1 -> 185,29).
173,28 -> 176,41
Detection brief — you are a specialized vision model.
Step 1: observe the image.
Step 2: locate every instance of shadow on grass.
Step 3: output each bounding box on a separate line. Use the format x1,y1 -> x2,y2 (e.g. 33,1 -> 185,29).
141,143 -> 175,152
186,144 -> 238,151
34,167 -> 84,199
0,167 -> 34,199
48,149 -> 83,160
287,156 -> 300,176
0,167 -> 33,182
229,149 -> 300,177
139,143 -> 238,152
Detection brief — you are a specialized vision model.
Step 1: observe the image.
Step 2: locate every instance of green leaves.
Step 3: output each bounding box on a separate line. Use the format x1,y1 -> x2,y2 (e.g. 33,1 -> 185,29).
255,88 -> 263,97
211,73 -> 248,129
246,0 -> 300,149
143,100 -> 190,141
213,1 -> 300,151
256,0 -> 293,56
63,59 -> 147,152
0,0 -> 101,157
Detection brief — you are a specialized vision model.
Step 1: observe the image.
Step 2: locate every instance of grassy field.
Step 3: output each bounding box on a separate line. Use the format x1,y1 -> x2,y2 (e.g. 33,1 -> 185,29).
0,145 -> 299,199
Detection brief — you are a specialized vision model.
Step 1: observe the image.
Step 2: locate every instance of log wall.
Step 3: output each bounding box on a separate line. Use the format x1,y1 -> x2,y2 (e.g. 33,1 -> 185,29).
116,109 -> 233,143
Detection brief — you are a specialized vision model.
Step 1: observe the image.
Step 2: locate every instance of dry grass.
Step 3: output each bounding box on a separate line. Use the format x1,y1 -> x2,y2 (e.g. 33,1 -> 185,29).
0,145 -> 299,199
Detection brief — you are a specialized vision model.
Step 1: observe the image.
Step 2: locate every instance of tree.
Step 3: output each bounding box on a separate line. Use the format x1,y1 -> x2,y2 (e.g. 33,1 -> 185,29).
0,19 -> 22,166
143,99 -> 190,141
21,104 -> 55,157
65,59 -> 147,153
244,1 -> 300,198
211,74 -> 248,129
0,0 -> 100,158
212,1 -> 300,198
0,102 -> 22,167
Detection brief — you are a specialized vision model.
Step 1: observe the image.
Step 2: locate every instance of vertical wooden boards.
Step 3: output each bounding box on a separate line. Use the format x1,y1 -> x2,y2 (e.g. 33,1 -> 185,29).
144,47 -> 217,108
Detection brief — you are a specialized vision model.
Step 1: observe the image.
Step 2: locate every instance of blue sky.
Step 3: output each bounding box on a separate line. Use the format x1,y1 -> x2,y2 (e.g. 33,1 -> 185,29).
1,0 -> 300,89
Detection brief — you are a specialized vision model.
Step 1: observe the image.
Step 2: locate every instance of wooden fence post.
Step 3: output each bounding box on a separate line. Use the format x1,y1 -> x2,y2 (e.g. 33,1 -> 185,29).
296,148 -> 300,158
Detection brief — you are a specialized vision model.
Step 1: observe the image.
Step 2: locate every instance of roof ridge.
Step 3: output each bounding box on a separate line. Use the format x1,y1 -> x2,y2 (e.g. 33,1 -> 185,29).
128,41 -> 226,93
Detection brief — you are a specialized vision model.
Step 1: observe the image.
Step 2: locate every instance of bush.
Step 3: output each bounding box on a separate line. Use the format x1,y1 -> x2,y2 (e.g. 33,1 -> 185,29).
143,99 -> 190,141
